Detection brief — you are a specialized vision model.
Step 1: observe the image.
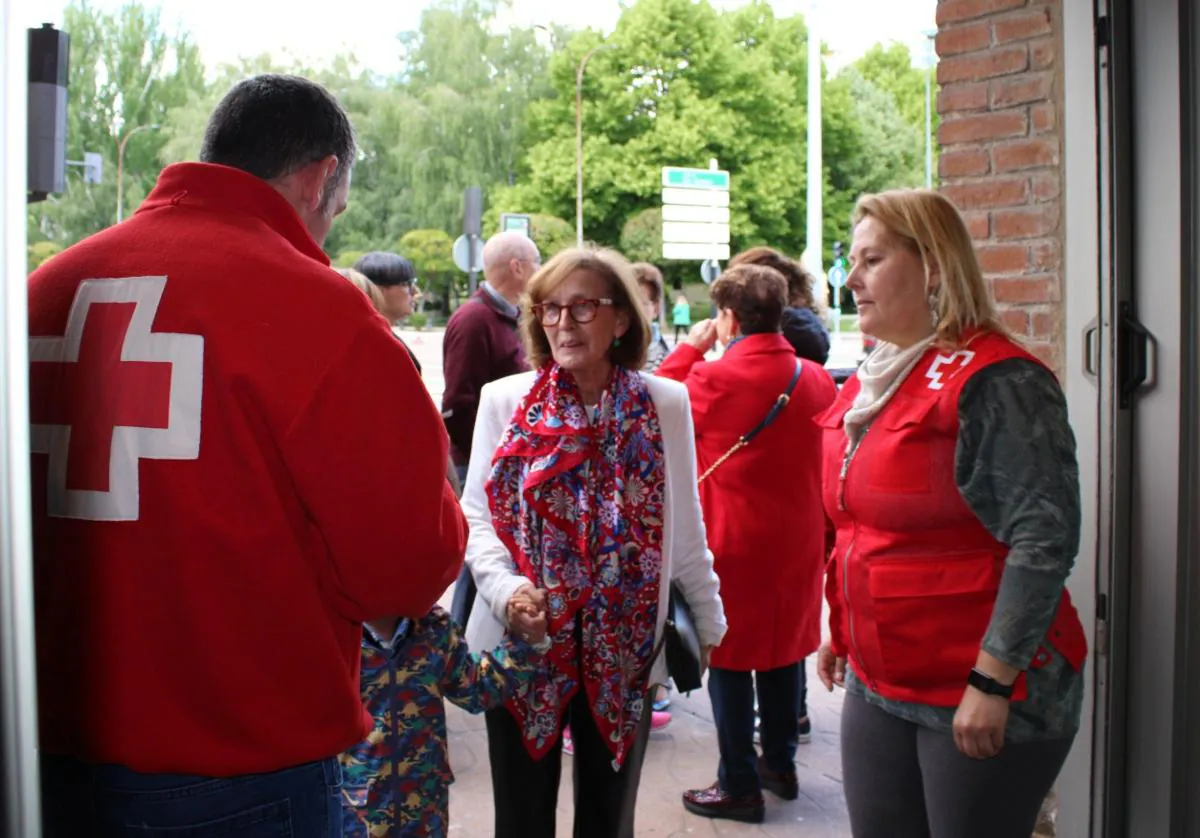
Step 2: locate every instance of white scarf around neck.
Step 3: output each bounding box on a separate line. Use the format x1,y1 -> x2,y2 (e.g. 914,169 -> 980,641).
843,335 -> 937,444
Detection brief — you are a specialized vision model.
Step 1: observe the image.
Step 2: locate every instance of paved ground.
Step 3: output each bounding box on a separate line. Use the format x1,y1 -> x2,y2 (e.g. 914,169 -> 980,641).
413,327 -> 858,835
442,647 -> 852,837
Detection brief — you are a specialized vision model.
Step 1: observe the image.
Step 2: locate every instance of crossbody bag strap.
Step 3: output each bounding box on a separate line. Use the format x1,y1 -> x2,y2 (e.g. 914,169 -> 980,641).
698,359 -> 804,484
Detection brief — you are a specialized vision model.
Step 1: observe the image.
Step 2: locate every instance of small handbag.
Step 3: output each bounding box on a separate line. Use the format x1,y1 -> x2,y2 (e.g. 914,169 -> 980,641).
663,582 -> 704,692
656,360 -> 805,692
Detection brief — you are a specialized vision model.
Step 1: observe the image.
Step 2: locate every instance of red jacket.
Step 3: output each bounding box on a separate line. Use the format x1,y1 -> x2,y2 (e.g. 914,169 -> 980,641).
819,332 -> 1087,705
441,289 -> 528,466
27,163 -> 467,775
657,335 -> 836,671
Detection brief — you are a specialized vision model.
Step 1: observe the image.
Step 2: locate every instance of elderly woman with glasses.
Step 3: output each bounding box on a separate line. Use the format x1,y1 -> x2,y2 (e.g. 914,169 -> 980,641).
460,247 -> 727,838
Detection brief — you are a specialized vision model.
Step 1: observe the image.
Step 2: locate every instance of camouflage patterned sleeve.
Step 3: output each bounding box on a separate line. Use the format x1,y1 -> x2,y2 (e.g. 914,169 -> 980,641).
439,612 -> 545,715
955,358 -> 1082,671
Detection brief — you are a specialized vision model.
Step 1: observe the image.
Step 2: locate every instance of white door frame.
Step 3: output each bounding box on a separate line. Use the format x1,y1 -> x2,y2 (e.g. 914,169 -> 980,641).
0,1 -> 43,834
1061,1 -> 1199,835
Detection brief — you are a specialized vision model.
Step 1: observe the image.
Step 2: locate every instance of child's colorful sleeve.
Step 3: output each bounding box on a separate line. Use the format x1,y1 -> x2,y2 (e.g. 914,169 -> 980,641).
438,610 -> 546,714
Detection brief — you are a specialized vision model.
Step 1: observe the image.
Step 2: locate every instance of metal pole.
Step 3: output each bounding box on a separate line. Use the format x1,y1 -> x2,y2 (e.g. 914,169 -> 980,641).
924,30 -> 935,189
574,44 -> 614,249
3,4 -> 44,835
116,123 -> 159,224
116,133 -> 127,223
575,59 -> 584,248
805,1 -> 825,304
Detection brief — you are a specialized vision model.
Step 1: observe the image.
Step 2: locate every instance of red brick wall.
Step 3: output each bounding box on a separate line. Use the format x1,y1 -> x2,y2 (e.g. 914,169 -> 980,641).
936,0 -> 1064,372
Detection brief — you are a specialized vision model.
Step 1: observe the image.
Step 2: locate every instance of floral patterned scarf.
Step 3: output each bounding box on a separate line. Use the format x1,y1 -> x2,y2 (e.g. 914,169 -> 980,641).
486,363 -> 666,768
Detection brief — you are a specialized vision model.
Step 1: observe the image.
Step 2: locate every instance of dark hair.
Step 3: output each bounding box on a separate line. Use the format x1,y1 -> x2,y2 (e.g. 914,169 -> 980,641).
710,264 -> 788,335
729,246 -> 817,313
354,251 -> 416,287
200,75 -> 356,206
630,262 -> 663,300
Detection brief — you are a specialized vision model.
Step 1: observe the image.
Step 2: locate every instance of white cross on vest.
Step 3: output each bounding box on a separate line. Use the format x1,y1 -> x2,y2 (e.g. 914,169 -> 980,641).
925,350 -> 977,391
29,276 -> 204,521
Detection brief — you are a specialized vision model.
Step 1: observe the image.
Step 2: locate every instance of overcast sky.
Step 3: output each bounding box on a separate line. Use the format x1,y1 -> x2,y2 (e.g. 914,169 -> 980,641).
21,0 -> 937,74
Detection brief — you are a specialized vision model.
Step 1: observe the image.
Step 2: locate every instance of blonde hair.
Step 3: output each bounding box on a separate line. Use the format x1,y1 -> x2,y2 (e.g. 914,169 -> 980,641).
853,189 -> 1008,348
522,247 -> 650,370
335,267 -> 388,318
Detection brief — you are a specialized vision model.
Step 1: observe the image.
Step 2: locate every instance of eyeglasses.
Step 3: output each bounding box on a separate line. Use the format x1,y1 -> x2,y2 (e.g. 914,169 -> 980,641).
531,298 -> 614,326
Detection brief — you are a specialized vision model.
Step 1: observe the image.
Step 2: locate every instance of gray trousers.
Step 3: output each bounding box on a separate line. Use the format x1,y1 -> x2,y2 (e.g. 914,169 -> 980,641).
841,691 -> 1073,838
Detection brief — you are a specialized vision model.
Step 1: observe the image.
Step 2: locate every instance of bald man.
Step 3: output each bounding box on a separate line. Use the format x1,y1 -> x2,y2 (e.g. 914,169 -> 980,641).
441,231 -> 541,478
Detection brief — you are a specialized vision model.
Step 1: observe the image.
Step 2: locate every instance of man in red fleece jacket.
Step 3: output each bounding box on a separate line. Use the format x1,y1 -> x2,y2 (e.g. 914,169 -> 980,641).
28,75 -> 466,836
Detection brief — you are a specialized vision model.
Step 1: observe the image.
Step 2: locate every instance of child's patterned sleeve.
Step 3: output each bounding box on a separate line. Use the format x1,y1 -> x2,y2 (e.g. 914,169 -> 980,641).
440,613 -> 545,715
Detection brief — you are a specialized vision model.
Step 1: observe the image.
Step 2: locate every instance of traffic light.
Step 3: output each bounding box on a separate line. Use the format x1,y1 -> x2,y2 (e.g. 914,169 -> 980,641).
832,241 -> 844,265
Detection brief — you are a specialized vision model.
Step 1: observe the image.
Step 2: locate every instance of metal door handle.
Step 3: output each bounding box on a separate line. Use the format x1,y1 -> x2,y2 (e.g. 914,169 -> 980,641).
1083,318 -> 1100,380
1117,302 -> 1156,407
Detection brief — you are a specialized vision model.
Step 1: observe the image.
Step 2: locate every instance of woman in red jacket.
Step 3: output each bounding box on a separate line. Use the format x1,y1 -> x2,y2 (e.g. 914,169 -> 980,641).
816,189 -> 1088,838
657,264 -> 836,824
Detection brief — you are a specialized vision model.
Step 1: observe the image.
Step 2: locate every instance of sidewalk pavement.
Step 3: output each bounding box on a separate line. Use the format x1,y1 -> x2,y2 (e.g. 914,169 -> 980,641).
442,658 -> 852,837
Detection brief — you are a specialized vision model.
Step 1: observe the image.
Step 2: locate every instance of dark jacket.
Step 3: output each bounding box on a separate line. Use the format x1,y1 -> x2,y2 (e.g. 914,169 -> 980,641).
441,289 -> 528,465
781,306 -> 830,365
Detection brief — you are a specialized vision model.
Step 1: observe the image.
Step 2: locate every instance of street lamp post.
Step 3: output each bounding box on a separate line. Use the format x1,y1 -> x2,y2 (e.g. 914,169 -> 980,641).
575,44 -> 615,248
924,29 -> 937,189
116,123 -> 160,223
804,1 -> 825,305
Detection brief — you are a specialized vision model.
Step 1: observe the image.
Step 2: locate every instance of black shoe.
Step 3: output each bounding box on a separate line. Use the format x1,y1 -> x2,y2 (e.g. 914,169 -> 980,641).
682,783 -> 766,823
757,756 -> 799,801
798,714 -> 812,744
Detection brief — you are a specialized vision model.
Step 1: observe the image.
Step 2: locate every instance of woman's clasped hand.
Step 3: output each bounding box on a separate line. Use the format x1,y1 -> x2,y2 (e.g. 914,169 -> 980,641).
506,584 -> 549,644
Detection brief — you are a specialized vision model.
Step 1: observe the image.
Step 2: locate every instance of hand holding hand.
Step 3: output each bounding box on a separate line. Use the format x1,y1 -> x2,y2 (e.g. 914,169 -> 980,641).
686,320 -> 719,355
507,584 -> 549,645
817,643 -> 846,691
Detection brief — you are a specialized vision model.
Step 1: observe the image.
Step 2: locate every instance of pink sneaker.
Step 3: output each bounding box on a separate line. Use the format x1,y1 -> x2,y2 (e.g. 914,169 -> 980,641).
562,726 -> 574,756
650,710 -> 672,730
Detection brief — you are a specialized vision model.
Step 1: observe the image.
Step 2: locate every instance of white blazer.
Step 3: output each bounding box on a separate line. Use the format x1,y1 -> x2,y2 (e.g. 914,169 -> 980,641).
462,370 -> 727,687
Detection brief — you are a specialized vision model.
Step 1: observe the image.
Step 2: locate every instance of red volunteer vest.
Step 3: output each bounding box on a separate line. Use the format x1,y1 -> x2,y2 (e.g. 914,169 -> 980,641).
818,332 -> 1088,706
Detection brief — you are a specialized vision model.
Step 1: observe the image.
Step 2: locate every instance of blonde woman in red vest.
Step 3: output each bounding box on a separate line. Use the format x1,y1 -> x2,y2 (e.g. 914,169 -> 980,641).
816,189 -> 1088,838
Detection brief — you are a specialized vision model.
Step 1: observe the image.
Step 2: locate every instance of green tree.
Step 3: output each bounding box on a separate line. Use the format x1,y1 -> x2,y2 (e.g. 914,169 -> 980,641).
27,0 -> 207,246
398,228 -> 457,312
853,43 -> 935,135
385,1 -> 556,236
494,0 -> 857,262
332,249 -> 369,268
848,43 -> 937,186
27,241 -> 64,273
527,214 -> 576,260
620,208 -> 663,263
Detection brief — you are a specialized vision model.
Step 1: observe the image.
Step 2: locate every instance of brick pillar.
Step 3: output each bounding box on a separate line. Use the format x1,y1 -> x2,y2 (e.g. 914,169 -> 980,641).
935,0 -> 1064,373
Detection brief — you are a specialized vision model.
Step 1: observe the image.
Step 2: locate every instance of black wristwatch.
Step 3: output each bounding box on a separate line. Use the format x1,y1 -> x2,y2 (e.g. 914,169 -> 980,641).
968,667 -> 1015,699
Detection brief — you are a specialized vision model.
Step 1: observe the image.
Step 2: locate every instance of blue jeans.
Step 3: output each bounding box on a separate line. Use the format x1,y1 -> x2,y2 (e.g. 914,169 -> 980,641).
41,755 -> 343,837
709,664 -> 801,796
